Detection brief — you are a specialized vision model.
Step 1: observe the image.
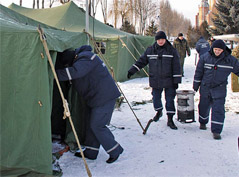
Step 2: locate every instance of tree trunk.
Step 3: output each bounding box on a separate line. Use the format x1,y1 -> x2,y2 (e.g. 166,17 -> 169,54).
33,0 -> 35,9
100,0 -> 107,24
42,0 -> 44,9
49,0 -> 54,8
37,0 -> 39,9
20,0 -> 22,6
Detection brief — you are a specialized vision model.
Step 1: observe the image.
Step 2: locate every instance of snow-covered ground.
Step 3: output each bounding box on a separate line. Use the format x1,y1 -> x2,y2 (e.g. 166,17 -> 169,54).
59,49 -> 239,177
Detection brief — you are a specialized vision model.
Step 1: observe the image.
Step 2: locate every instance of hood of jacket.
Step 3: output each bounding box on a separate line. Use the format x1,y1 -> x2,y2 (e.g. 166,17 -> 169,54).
75,45 -> 93,55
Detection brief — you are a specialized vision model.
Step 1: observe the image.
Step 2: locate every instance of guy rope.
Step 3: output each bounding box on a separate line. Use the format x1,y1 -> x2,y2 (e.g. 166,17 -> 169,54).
37,26 -> 92,177
84,31 -> 145,132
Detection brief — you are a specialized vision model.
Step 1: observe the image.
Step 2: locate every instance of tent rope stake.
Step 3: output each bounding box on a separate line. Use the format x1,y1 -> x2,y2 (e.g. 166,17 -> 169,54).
84,32 -> 146,132
37,26 -> 92,177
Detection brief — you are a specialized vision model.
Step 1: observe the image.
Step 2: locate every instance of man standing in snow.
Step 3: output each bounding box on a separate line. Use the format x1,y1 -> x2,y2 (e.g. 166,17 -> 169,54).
56,45 -> 123,163
193,40 -> 239,140
127,31 -> 182,130
196,36 -> 210,57
173,33 -> 191,76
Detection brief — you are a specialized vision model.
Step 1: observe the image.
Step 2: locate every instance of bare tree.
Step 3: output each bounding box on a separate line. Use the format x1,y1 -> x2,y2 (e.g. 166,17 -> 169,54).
118,0 -> 131,24
49,0 -> 55,8
33,0 -> 35,8
159,0 -> 191,37
37,0 -> 40,8
108,0 -> 119,28
42,0 -> 44,9
100,0 -> 108,24
128,0 -> 134,26
134,0 -> 158,34
90,0 -> 100,17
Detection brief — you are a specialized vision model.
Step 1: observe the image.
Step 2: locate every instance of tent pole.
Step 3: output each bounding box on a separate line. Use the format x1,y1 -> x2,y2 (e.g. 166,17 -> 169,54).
38,26 -> 92,177
85,0 -> 89,45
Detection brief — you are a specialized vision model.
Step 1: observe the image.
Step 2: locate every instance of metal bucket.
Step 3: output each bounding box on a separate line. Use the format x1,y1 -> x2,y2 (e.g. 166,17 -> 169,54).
176,90 -> 195,123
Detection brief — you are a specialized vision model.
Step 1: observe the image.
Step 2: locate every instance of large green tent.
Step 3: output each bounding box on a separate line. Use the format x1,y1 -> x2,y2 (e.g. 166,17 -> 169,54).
0,4 -> 89,176
9,1 -> 155,81
1,2 -> 155,176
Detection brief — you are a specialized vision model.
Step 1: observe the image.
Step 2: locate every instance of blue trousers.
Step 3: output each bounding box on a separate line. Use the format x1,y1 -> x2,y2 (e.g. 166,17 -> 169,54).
198,95 -> 225,134
84,99 -> 123,159
152,87 -> 176,116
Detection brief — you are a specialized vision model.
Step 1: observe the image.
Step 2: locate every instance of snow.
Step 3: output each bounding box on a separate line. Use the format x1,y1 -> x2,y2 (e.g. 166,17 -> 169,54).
59,49 -> 239,177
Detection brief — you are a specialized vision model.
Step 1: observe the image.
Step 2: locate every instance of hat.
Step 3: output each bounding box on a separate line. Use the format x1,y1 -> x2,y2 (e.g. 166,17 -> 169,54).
178,33 -> 183,37
155,31 -> 167,40
212,39 -> 226,50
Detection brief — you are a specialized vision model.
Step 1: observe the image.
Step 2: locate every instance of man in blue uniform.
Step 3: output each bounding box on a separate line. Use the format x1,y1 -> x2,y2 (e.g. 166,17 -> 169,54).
193,40 -> 239,140
196,36 -> 210,57
127,31 -> 182,130
56,45 -> 123,163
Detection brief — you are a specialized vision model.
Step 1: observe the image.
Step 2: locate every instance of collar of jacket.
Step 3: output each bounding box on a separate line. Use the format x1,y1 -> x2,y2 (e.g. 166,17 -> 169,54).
176,38 -> 185,42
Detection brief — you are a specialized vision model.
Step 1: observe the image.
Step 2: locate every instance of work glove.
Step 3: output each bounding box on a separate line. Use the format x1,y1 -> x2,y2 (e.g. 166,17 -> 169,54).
127,71 -> 133,79
193,85 -> 199,92
127,66 -> 139,79
174,84 -> 178,89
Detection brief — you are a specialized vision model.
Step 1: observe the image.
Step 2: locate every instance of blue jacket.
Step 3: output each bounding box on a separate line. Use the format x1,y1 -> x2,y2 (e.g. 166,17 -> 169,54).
57,45 -> 120,107
193,46 -> 239,98
128,41 -> 182,88
196,37 -> 210,57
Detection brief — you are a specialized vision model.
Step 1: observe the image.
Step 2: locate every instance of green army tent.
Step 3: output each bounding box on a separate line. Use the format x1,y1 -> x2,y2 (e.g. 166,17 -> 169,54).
0,4 -> 89,176
9,1 -> 155,81
1,2 -> 155,176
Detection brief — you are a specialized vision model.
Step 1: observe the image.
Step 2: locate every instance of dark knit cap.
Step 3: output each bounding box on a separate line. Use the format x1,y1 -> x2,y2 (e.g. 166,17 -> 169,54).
212,39 -> 226,50
178,33 -> 183,37
155,31 -> 167,40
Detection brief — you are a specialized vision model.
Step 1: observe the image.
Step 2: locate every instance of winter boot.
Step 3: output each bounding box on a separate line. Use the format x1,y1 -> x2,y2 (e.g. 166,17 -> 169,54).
167,115 -> 178,130
153,110 -> 163,122
213,133 -> 221,140
199,123 -> 207,130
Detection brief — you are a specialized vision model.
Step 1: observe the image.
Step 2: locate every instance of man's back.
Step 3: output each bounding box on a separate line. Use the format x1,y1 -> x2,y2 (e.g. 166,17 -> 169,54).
196,37 -> 210,56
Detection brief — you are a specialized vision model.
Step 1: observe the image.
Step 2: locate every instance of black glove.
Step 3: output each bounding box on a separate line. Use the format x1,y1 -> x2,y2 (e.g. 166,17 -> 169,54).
127,66 -> 139,79
174,84 -> 178,89
127,71 -> 133,79
193,85 -> 199,92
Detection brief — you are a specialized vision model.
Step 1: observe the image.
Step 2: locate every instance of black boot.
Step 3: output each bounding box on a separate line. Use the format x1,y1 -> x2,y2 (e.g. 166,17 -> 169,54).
213,133 -> 221,140
153,110 -> 163,122
199,123 -> 207,130
167,115 -> 178,130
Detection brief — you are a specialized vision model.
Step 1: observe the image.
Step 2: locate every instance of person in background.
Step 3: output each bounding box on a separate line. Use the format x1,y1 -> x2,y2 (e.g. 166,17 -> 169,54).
193,40 -> 239,140
56,45 -> 123,163
127,31 -> 182,130
196,36 -> 210,57
208,36 -> 216,46
173,33 -> 191,76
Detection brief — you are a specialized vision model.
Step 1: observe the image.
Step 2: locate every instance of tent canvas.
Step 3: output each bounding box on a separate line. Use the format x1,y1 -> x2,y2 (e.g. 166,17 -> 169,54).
1,2 -> 155,176
9,2 -> 155,82
0,4 -> 88,176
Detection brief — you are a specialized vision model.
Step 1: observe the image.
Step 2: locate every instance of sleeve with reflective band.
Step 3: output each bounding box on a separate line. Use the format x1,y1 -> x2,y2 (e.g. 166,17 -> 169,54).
193,55 -> 205,91
128,47 -> 151,75
56,53 -> 97,81
172,49 -> 182,84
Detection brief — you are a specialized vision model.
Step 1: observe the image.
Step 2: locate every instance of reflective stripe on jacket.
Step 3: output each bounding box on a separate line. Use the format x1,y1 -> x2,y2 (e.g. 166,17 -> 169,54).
128,41 -> 182,88
193,47 -> 239,98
